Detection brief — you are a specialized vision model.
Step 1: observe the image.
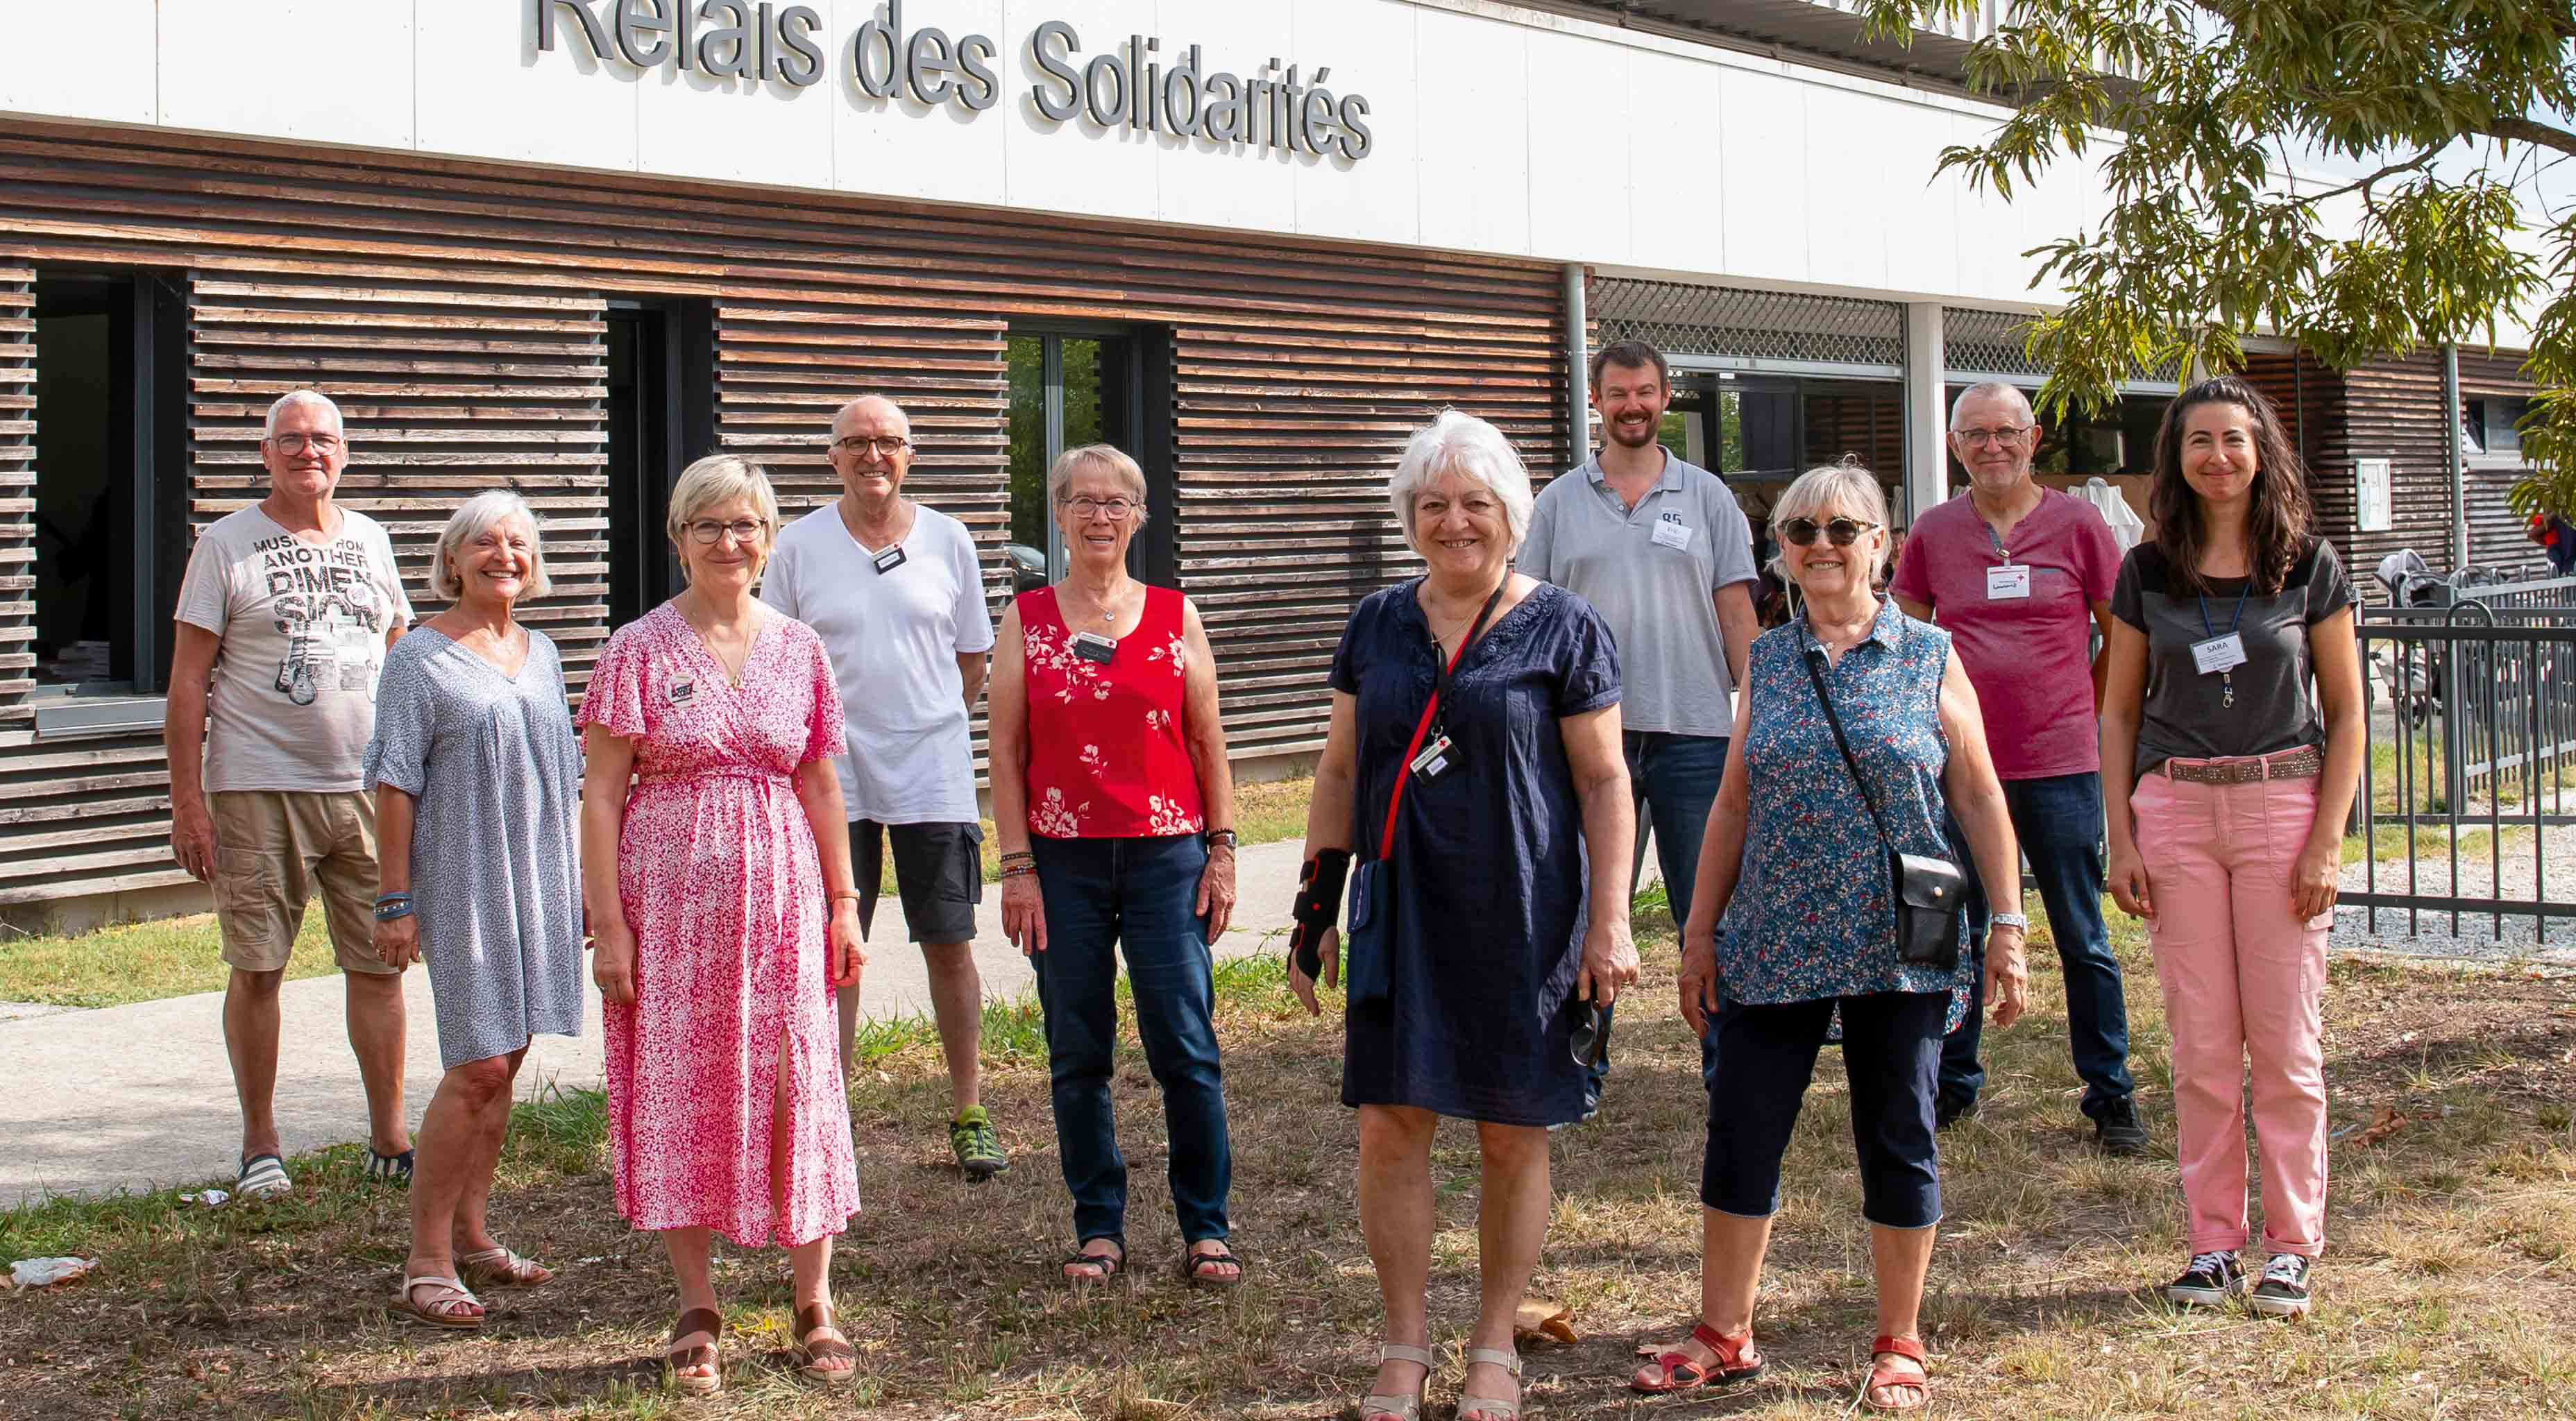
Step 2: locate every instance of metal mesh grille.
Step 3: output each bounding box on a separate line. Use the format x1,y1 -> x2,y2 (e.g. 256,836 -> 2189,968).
1942,306 -> 2046,377
1594,279 -> 1904,371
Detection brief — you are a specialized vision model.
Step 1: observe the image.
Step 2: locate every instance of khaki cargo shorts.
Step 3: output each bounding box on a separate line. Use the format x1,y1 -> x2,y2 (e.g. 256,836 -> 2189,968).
210,790 -> 393,976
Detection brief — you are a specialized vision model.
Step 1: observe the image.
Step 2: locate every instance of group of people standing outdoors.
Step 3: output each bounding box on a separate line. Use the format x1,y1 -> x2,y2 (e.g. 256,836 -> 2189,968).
165,338 -> 2359,1410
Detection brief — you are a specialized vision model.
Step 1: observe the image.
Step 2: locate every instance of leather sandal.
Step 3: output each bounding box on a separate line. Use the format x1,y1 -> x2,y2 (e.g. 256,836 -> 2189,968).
1178,1243 -> 1244,1288
665,1307 -> 724,1395
388,1274 -> 484,1329
1457,1345 -> 1523,1421
1861,1334 -> 1931,1413
1062,1236 -> 1125,1284
457,1247 -> 553,1290
1631,1320 -> 1763,1393
1360,1342 -> 1434,1421
793,1302 -> 857,1387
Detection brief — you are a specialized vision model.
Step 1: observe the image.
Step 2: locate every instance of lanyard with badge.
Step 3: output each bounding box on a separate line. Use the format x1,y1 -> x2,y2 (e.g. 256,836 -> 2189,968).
1404,583 -> 1506,786
1984,521 -> 2031,599
2193,584 -> 2253,708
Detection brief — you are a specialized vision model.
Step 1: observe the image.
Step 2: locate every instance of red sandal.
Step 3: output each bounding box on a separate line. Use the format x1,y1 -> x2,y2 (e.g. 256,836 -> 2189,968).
1861,1334 -> 1931,1413
1630,1320 -> 1763,1393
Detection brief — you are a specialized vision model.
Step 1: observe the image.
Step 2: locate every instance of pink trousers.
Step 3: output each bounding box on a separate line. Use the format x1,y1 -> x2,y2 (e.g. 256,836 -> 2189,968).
2132,758 -> 2331,1257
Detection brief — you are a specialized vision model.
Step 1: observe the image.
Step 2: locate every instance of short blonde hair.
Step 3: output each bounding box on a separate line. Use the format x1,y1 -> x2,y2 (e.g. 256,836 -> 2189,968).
431,491 -> 550,601
1046,443 -> 1149,525
1389,409 -> 1534,556
1770,458 -> 1895,580
667,454 -> 781,581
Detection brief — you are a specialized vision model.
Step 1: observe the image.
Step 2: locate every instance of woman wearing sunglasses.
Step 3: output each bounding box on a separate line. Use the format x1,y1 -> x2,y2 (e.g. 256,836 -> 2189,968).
1638,459 -> 2027,1413
1288,409 -> 1636,1421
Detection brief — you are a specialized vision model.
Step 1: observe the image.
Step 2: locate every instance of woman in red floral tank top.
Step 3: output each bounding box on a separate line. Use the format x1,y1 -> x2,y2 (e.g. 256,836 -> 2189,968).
988,443 -> 1244,1288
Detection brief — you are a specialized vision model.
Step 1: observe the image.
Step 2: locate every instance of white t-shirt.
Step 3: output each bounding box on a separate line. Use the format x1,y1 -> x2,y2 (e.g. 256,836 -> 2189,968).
174,505 -> 414,793
761,500 -> 995,824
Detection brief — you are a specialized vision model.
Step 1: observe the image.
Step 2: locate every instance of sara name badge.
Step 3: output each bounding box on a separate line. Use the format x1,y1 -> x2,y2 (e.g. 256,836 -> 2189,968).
1985,564 -> 2031,599
2191,633 -> 2248,675
1409,732 -> 1455,780
1650,512 -> 1693,550
871,544 -> 907,574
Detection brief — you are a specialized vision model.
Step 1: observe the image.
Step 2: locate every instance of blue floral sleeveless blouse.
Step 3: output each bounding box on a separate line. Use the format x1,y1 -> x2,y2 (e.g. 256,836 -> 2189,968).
1721,599 -> 1972,1024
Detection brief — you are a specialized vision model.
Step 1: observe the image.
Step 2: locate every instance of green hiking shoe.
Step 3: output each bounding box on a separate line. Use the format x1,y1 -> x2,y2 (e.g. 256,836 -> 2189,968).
949,1106 -> 1008,1181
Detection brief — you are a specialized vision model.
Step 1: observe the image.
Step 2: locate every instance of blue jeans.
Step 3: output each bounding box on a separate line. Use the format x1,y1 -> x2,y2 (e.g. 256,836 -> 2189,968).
1941,772 -> 2135,1120
1702,990 -> 1946,1228
1598,730 -> 1729,1100
1029,835 -> 1232,1246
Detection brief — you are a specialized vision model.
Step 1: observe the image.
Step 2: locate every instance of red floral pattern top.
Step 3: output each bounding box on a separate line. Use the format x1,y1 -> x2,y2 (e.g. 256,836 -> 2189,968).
1018,584 -> 1203,839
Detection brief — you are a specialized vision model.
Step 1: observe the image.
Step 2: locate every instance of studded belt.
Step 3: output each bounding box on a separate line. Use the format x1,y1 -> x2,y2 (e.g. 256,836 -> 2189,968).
2160,744 -> 2323,785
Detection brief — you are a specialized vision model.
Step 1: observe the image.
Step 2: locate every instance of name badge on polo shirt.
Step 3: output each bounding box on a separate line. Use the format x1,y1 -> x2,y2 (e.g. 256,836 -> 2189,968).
1650,511 -> 1693,550
667,677 -> 695,706
871,544 -> 906,575
1985,564 -> 2031,599
2192,633 -> 2248,675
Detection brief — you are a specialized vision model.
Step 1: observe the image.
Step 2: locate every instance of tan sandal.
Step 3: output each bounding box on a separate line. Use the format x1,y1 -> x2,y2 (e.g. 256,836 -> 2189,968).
666,1307 -> 724,1395
389,1274 -> 485,1330
1457,1345 -> 1523,1420
1360,1342 -> 1433,1421
458,1247 -> 553,1290
792,1302 -> 857,1387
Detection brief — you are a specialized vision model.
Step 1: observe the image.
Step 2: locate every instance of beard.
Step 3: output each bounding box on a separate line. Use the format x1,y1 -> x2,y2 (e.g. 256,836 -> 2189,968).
1605,414 -> 1661,449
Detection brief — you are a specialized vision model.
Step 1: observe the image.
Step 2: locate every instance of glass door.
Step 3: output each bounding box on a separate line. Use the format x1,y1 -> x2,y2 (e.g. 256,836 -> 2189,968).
1007,332 -> 1133,590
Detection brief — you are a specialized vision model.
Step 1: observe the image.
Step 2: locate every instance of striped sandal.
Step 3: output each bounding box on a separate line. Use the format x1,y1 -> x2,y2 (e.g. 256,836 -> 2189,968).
1457,1346 -> 1523,1421
366,1148 -> 415,1185
1359,1342 -> 1433,1421
236,1153 -> 292,1198
458,1247 -> 553,1290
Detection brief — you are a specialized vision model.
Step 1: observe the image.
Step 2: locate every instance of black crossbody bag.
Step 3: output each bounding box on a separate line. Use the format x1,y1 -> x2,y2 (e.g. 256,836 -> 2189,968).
1799,645 -> 1964,971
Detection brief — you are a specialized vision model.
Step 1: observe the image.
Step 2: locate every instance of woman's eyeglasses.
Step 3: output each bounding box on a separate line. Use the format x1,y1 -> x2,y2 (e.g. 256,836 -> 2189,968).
685,518 -> 768,545
1777,516 -> 1881,547
1058,495 -> 1138,521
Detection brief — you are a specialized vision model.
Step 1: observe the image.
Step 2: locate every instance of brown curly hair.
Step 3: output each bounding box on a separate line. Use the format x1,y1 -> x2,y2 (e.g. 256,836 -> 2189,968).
2147,375 -> 2313,595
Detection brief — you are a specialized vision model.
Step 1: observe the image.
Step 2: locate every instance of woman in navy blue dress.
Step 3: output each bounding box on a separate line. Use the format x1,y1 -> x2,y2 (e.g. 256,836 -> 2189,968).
1289,410 -> 1638,1421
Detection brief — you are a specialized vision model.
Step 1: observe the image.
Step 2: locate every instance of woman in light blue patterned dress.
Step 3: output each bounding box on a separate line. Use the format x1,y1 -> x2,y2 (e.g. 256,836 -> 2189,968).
1632,461 -> 2028,1415
364,491 -> 584,1331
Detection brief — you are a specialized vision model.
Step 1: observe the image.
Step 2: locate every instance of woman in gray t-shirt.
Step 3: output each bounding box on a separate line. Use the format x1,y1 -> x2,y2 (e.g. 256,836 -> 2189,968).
364,492 -> 584,1331
2099,377 -> 2363,1323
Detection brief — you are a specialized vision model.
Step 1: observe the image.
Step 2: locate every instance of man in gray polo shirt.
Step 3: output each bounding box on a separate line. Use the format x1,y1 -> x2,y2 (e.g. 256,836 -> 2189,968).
1520,339 -> 1759,1118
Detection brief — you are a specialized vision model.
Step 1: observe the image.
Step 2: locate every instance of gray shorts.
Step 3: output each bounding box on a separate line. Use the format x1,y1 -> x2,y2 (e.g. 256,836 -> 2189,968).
850,819 -> 983,944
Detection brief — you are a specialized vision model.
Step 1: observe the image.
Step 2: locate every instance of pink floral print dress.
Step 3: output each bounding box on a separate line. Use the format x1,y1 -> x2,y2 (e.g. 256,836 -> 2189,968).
577,602 -> 860,1248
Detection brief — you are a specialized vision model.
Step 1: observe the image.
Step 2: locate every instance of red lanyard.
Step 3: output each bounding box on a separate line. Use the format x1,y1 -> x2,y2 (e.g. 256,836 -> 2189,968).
1378,586 -> 1502,860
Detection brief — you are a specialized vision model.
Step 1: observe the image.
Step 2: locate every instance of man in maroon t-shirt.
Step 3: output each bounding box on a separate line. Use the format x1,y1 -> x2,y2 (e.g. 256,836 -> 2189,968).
1890,382 -> 2145,1155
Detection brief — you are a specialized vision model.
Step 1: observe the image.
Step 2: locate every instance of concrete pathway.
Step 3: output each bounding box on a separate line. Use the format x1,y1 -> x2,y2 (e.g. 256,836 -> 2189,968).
0,840 -> 1307,1208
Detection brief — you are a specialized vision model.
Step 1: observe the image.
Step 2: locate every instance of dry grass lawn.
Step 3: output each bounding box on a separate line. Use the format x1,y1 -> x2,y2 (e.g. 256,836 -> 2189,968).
5,909 -> 2575,1419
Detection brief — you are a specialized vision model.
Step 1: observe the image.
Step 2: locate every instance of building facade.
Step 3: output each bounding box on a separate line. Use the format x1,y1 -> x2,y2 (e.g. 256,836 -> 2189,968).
0,0 -> 2540,923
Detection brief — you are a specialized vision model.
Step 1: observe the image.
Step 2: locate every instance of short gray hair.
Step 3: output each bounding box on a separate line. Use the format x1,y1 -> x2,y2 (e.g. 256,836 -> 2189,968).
1389,409 -> 1534,556
1046,443 -> 1150,523
1948,380 -> 2034,431
264,389 -> 343,440
432,491 -> 551,602
1769,459 -> 1894,580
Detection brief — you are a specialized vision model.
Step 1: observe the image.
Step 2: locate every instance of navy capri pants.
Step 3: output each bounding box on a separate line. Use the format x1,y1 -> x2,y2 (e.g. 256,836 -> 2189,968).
1702,989 -> 1947,1229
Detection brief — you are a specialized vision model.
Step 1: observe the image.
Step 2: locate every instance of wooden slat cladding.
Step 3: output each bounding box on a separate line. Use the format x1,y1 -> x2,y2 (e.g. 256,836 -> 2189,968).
0,120 -> 1568,910
0,265 -> 28,721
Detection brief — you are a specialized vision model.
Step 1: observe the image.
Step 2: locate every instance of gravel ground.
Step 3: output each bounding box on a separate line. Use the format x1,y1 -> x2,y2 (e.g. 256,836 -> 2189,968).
2337,819 -> 2576,961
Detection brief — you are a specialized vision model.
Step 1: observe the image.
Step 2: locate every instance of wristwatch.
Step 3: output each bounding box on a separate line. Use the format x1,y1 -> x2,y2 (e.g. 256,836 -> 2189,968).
1989,912 -> 2031,931
1204,828 -> 1239,850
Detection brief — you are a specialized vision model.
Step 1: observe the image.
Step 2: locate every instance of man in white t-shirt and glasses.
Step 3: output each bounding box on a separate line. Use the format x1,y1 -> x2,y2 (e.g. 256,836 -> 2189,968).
763,394 -> 1007,1180
167,389 -> 416,1200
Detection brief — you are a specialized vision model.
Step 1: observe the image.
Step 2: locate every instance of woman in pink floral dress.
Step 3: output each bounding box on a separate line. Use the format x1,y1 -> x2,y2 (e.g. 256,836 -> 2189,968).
577,456 -> 865,1395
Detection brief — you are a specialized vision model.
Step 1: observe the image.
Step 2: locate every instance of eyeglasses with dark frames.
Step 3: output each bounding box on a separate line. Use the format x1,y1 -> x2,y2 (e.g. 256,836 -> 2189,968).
685,518 -> 768,545
832,435 -> 912,457
1058,495 -> 1139,521
1777,516 -> 1881,547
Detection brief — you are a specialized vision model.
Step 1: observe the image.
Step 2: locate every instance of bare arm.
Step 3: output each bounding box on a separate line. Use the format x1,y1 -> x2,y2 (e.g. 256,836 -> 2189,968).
1561,701 -> 1638,1004
2295,606 -> 2366,919
956,650 -> 990,711
2089,599 -> 2116,710
1715,581 -> 1759,688
1677,690 -> 1755,1035
384,618 -> 407,653
2099,618 -> 2154,919
794,751 -> 865,989
371,785 -> 421,970
989,604 -> 1046,954
1938,648 -> 2030,1029
579,724 -> 640,1003
164,622 -> 222,882
1180,597 -> 1237,939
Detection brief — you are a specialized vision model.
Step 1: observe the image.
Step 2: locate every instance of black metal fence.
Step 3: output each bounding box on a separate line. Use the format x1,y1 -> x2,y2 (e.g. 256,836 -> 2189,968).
2352,577 -> 2576,939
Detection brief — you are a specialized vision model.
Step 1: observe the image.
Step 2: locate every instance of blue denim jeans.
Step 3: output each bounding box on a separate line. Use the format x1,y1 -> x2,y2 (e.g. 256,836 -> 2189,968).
1941,771 -> 2136,1120
1702,989 -> 1946,1228
1029,835 -> 1233,1246
1598,730 -> 1729,1100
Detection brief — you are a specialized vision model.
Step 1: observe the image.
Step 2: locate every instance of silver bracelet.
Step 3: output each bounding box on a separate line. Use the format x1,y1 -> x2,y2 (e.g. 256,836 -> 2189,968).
1988,912 -> 2030,931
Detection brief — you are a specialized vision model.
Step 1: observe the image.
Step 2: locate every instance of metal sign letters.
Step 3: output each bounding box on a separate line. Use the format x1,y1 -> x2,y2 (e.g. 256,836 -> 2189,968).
532,0 -> 1377,161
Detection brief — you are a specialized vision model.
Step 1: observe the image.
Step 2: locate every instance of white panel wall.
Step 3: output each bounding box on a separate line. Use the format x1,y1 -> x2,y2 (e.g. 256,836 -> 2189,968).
0,0 -> 2124,308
